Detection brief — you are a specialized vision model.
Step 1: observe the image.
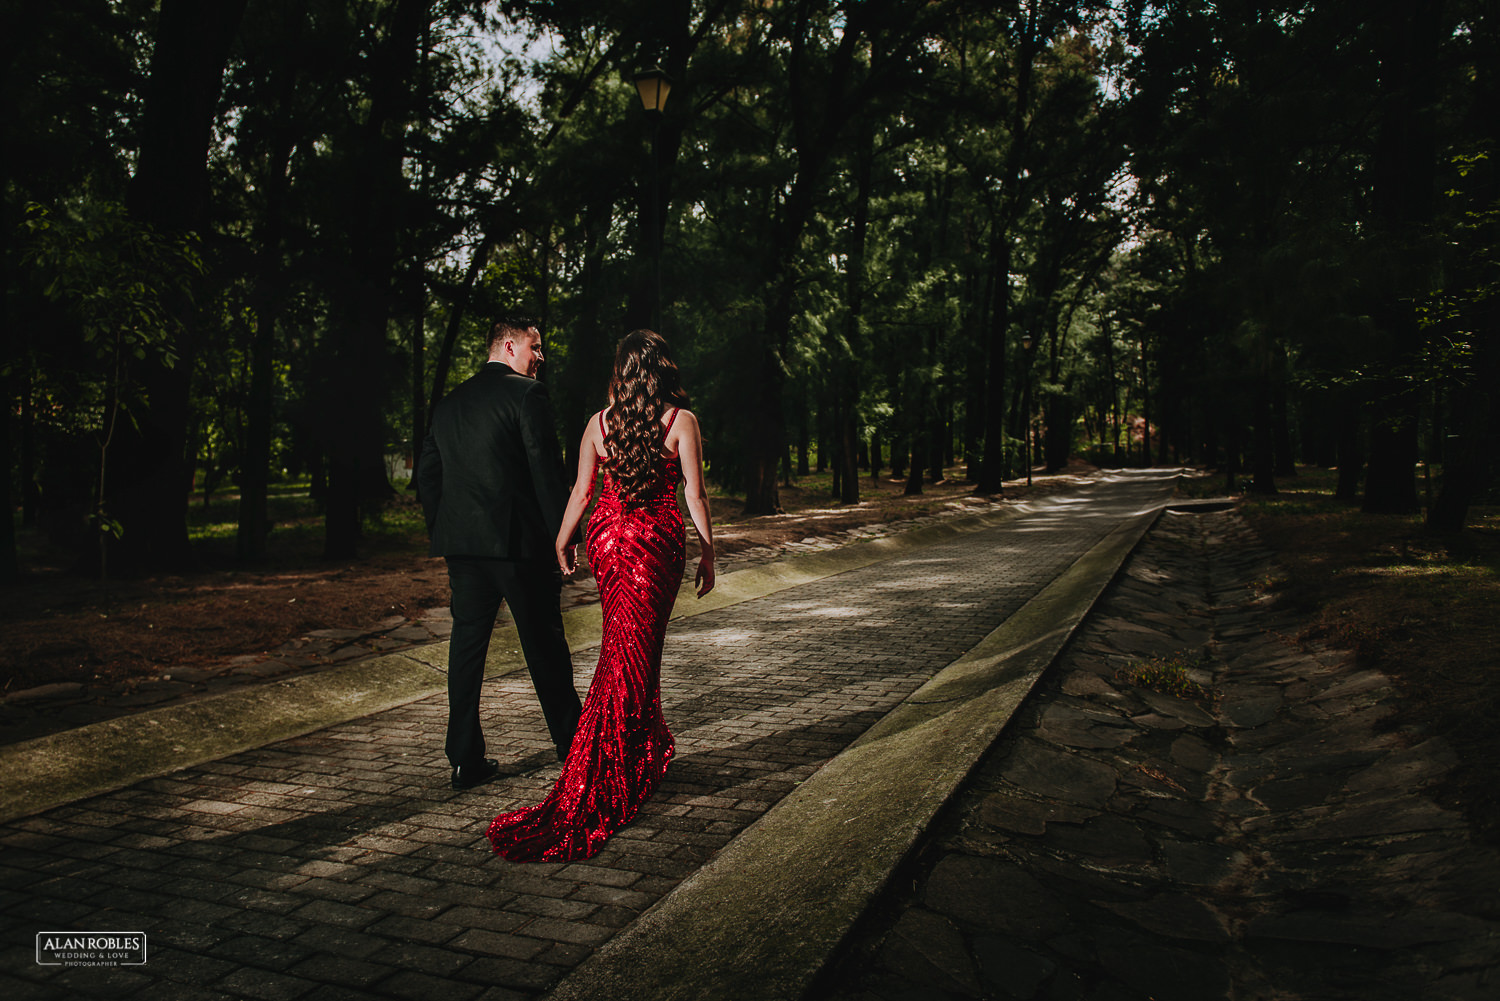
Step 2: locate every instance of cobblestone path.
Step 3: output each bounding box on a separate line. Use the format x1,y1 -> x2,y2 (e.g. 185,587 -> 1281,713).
1,472 -> 1178,1001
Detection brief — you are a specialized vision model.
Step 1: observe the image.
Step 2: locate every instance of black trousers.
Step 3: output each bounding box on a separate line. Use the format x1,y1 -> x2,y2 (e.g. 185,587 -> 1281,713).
444,556 -> 582,768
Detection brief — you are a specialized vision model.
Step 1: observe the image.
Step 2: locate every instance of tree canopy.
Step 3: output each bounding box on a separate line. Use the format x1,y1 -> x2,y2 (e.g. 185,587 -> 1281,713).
3,0 -> 1495,577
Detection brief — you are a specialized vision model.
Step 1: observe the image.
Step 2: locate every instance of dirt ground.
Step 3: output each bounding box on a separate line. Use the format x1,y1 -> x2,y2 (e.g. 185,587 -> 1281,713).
1237,483 -> 1500,845
0,464 -> 1098,696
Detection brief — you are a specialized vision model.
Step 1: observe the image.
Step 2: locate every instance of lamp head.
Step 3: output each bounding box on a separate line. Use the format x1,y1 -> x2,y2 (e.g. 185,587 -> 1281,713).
633,68 -> 673,115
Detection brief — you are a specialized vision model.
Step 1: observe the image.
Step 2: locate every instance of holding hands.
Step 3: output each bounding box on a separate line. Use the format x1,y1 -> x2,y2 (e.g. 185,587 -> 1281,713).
556,542 -> 578,579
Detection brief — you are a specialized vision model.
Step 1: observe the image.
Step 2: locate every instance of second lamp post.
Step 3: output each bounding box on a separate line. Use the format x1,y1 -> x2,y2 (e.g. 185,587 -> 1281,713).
633,68 -> 672,331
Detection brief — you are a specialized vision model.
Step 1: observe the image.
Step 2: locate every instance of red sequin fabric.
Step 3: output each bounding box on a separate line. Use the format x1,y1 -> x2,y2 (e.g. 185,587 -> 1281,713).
486,411 -> 685,862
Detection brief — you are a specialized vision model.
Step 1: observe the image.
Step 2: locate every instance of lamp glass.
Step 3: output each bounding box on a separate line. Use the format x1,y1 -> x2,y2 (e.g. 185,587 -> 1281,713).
634,72 -> 672,113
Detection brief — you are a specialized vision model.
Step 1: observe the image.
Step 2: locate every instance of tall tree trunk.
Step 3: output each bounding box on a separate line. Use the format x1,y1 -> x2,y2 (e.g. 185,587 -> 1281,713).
836,121 -> 873,504
0,381 -> 14,580
964,265 -> 990,482
1335,388 -> 1364,501
409,269 -> 426,481
21,374 -> 38,526
1363,0 -> 1442,514
1138,332 -> 1153,467
1250,374 -> 1277,493
323,0 -> 428,558
743,272 -> 791,514
976,236 -> 1012,493
1272,347 -> 1296,477
237,131 -> 294,563
113,0 -> 249,572
1428,19 -> 1497,530
1044,393 -> 1073,473
1225,419 -> 1241,494
741,0 -> 933,513
237,288 -> 279,562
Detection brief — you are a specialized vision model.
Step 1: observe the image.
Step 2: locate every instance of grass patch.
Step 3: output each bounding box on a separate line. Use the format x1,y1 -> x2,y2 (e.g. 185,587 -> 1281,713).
184,481 -> 428,551
1241,466 -> 1500,844
1115,652 -> 1210,701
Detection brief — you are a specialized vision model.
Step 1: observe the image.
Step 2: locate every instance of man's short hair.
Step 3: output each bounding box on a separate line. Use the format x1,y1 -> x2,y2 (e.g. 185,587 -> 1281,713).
489,315 -> 540,350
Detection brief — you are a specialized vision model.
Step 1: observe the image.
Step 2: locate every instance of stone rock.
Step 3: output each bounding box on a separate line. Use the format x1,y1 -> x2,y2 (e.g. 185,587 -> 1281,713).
924,855 -> 1070,940
1246,908 -> 1489,948
1129,712 -> 1186,731
1097,942 -> 1232,1001
1250,774 -> 1345,812
1274,799 -> 1463,843
1136,690 -> 1215,727
1046,814 -> 1154,863
1343,740 -> 1457,796
1169,735 -> 1216,773
1220,685 -> 1284,727
1159,839 -> 1247,887
4,682 -> 85,702
1312,669 -> 1390,702
1097,893 -> 1231,943
305,628 -> 366,639
978,792 -> 1097,835
1002,740 -> 1118,809
1132,799 -> 1221,840
1037,721 -> 1139,751
879,907 -> 981,996
971,935 -> 1055,1000
1061,672 -> 1120,698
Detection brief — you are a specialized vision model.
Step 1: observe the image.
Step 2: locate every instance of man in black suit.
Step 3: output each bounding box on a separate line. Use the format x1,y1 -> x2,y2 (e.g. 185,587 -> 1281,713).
417,317 -> 583,790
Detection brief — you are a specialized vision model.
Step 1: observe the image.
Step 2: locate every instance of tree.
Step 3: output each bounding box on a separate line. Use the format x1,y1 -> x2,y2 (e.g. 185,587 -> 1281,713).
109,0 -> 249,571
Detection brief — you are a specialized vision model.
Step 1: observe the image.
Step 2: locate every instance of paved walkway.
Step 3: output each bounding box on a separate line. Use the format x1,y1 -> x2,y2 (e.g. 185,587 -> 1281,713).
1,470 -> 1176,1000
0,495 -> 1027,747
10,470 -> 1494,1000
823,506 -> 1500,1001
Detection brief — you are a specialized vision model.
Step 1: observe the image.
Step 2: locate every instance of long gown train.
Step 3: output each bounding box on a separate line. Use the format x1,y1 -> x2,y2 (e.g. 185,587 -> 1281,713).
486,416 -> 684,862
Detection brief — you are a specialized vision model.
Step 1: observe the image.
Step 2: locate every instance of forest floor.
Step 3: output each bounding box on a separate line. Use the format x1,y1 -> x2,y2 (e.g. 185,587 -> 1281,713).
4,463 -> 1497,844
1218,468 -> 1500,845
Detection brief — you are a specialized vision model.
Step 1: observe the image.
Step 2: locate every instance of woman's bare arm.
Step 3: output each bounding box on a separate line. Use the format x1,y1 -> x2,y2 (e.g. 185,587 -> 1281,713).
555,416 -> 602,576
672,410 -> 716,597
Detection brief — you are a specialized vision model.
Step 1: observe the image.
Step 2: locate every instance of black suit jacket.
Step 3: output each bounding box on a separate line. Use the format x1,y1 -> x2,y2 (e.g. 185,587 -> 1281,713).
418,363 -> 573,560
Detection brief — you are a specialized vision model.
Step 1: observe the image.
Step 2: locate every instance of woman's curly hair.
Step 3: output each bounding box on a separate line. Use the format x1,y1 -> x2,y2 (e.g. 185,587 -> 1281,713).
605,329 -> 691,501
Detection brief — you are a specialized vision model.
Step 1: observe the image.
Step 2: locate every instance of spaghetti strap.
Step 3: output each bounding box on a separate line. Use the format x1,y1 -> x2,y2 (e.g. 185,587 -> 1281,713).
663,408 -> 680,433
598,410 -> 607,438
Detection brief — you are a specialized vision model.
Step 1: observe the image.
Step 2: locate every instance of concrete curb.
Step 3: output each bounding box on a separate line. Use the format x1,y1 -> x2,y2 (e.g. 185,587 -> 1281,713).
0,503 -> 1037,825
542,502 -> 1169,1001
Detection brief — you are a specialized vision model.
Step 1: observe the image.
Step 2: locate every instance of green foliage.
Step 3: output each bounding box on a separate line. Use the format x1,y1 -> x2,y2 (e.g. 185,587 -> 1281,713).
7,0 -> 1495,566
1115,652 -> 1211,701
19,200 -> 199,378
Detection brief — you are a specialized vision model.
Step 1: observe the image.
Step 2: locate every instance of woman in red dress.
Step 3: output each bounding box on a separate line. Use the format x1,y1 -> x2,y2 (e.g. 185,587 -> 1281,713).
486,329 -> 716,862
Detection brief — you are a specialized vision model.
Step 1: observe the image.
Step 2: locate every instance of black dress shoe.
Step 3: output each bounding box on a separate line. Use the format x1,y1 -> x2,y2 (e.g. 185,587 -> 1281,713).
451,758 -> 500,790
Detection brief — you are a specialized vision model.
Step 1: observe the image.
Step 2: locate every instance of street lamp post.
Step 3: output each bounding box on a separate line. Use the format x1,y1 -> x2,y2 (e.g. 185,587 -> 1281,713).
1021,332 -> 1034,486
632,69 -> 673,330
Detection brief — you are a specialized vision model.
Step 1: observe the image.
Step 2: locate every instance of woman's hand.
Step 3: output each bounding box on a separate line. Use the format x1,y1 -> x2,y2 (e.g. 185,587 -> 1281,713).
557,543 -> 578,578
694,554 -> 715,597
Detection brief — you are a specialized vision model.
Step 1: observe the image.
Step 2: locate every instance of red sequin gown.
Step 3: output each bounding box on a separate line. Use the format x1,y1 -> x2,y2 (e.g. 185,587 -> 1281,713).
486,410 -> 684,862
